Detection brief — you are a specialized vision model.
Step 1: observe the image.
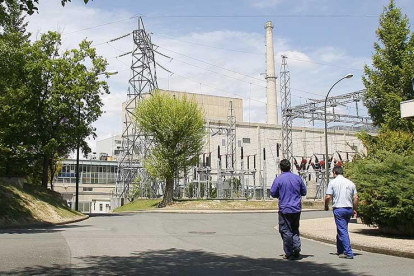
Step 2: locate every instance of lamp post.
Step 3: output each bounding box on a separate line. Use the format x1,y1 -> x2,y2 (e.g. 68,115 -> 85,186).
75,70 -> 118,211
324,74 -> 353,187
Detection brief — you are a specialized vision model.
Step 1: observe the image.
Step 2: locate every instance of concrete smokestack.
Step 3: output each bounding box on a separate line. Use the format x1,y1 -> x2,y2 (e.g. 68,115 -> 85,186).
265,21 -> 278,125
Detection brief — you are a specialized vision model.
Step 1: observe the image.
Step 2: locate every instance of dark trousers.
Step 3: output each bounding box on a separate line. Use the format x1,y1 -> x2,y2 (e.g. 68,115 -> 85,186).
278,212 -> 301,256
333,207 -> 354,256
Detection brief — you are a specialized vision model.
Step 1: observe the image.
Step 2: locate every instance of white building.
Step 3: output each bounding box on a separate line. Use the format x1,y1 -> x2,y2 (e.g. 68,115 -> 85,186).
51,159 -> 118,213
96,135 -> 123,161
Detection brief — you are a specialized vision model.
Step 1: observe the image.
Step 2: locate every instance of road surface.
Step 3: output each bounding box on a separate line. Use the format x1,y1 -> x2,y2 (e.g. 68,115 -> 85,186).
1,211 -> 413,275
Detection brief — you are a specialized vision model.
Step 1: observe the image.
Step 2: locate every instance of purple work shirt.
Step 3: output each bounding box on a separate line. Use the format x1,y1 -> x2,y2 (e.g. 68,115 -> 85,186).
270,172 -> 307,214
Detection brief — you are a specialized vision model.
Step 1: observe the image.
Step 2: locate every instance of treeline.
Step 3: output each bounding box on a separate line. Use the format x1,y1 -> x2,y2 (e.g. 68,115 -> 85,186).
345,1 -> 414,236
0,1 -> 109,188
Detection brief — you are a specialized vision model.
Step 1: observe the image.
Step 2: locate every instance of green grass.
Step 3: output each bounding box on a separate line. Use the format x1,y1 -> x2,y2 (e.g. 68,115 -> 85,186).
165,199 -> 279,210
0,183 -> 85,228
113,199 -> 162,212
113,198 -> 324,212
114,198 -> 279,211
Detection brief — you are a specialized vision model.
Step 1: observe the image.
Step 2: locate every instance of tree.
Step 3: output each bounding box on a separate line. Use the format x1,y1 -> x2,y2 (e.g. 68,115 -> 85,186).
0,0 -> 30,44
0,0 -> 90,25
135,91 -> 205,207
25,31 -> 109,188
358,130 -> 414,157
0,0 -> 33,177
0,30 -> 109,188
362,0 -> 414,133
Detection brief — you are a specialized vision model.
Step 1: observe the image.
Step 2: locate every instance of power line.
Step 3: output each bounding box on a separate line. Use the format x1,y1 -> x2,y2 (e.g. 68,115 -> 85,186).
62,16 -> 139,36
153,46 -> 332,98
107,39 -> 367,113
156,45 -> 265,83
153,33 -> 364,72
145,14 -> 379,18
61,13 -> 379,36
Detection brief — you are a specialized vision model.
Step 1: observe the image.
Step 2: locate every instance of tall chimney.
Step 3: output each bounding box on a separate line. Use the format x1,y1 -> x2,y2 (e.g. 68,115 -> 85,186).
265,21 -> 278,125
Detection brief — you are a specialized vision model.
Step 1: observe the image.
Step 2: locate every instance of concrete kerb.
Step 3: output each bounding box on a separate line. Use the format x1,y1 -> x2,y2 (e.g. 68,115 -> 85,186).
0,215 -> 89,230
300,232 -> 414,260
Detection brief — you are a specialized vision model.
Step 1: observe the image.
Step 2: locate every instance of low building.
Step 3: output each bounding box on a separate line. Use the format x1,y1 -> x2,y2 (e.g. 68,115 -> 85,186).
51,159 -> 118,213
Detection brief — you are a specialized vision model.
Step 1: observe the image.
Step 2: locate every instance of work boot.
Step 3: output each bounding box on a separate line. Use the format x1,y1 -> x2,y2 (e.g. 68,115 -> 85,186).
338,254 -> 354,259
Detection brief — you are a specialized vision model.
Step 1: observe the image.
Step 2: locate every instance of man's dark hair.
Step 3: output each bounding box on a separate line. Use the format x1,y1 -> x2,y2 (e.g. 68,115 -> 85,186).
332,166 -> 343,175
280,159 -> 291,172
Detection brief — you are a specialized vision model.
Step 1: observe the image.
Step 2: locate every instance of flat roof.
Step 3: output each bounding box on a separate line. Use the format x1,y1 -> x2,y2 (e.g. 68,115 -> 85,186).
63,159 -> 118,165
159,89 -> 243,101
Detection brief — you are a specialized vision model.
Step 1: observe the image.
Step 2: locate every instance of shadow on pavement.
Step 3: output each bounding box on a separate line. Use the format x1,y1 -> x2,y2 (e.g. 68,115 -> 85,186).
0,224 -> 92,235
88,213 -> 135,217
4,248 -> 365,276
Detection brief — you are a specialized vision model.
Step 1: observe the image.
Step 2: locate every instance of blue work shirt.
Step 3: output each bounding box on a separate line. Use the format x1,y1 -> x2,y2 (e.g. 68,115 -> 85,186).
270,172 -> 307,214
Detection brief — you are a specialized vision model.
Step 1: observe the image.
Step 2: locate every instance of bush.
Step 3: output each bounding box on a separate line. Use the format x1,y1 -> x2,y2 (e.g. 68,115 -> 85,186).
345,152 -> 414,236
358,130 -> 414,157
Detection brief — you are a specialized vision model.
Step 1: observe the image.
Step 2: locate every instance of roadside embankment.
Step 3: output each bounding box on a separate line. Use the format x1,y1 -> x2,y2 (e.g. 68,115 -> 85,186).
0,183 -> 87,229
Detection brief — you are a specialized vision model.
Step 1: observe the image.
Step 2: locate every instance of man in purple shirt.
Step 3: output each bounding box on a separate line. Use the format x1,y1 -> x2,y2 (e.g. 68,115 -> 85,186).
270,159 -> 307,260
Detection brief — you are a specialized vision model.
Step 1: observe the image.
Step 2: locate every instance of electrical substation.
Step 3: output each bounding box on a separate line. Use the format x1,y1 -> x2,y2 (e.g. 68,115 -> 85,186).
111,17 -> 374,207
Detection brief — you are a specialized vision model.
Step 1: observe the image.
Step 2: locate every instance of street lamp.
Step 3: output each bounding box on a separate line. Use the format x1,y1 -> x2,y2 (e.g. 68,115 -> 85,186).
75,70 -> 118,212
324,73 -> 353,187
412,76 -> 414,91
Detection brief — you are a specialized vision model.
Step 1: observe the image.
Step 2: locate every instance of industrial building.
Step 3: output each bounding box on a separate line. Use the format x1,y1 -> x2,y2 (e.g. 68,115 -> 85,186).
51,159 -> 117,213
98,87 -> 364,200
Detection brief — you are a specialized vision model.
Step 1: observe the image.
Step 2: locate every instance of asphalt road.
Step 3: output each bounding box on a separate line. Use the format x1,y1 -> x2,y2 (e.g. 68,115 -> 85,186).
1,211 -> 413,276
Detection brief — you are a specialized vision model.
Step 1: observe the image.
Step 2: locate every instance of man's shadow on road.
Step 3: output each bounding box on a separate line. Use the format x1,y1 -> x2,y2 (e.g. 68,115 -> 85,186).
5,248 -> 365,276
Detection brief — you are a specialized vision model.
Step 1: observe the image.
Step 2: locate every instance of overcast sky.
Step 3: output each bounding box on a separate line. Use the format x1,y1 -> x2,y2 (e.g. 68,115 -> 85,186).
25,0 -> 414,152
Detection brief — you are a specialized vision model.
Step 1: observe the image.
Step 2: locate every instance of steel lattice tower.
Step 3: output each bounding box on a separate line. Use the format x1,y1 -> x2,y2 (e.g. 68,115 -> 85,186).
226,101 -> 236,171
115,17 -> 158,200
280,55 -> 293,163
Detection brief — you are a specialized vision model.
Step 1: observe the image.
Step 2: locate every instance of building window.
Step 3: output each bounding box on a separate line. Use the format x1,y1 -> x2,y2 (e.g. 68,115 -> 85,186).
99,204 -> 103,211
243,138 -> 251,144
83,187 -> 93,191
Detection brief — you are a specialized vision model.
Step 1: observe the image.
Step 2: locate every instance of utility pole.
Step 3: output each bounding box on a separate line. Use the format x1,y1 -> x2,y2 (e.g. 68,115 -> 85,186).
280,55 -> 293,165
75,104 -> 80,211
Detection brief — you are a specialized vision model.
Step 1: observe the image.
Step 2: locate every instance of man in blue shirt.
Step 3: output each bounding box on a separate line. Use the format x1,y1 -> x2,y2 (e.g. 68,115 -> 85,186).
270,159 -> 307,260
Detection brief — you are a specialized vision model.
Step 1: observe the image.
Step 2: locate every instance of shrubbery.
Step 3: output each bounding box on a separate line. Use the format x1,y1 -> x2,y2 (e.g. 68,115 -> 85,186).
345,151 -> 414,236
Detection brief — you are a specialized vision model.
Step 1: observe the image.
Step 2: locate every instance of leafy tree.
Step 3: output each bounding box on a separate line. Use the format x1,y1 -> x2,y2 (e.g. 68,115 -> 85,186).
25,31 -> 109,188
358,130 -> 414,157
0,0 -> 90,25
0,0 -> 30,44
135,91 -> 205,207
345,152 -> 414,236
0,30 -> 109,188
0,0 -> 33,177
362,0 -> 414,133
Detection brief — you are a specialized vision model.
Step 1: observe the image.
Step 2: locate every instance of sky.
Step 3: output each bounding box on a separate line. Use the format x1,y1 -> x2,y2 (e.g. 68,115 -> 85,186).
25,0 -> 414,153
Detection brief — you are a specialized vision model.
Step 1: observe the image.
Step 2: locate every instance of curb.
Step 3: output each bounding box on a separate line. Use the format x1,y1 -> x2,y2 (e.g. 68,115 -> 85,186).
300,232 -> 414,259
116,208 -> 323,214
0,215 -> 89,231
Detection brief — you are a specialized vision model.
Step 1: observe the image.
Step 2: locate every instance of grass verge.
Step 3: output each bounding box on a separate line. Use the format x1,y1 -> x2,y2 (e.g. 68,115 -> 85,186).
0,183 -> 86,229
113,199 -> 162,212
114,198 -> 324,212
